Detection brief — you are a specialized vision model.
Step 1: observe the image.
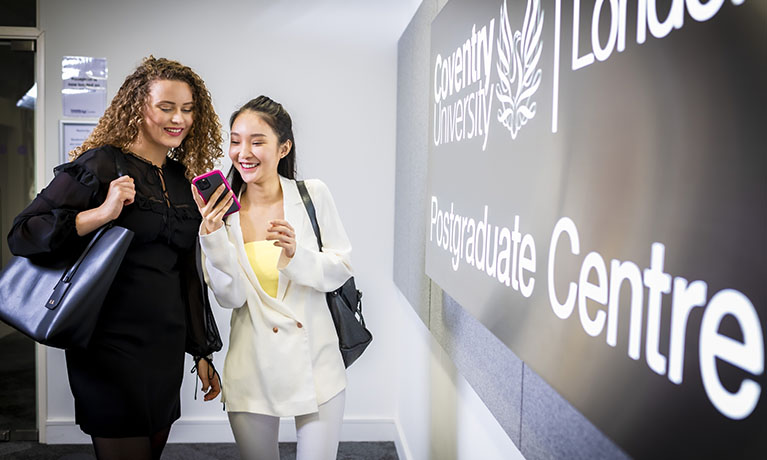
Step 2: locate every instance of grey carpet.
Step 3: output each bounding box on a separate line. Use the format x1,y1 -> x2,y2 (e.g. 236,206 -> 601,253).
0,441 -> 398,459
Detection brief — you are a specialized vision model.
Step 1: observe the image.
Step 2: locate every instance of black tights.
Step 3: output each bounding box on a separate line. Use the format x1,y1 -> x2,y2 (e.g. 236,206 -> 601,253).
92,426 -> 171,460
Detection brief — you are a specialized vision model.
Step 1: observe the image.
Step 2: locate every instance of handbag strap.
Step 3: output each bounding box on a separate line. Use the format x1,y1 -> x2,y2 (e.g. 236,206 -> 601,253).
59,226 -> 109,283
62,150 -> 130,284
296,180 -> 324,251
52,150 -> 131,299
115,149 -> 128,177
114,147 -> 128,178
63,150 -> 129,282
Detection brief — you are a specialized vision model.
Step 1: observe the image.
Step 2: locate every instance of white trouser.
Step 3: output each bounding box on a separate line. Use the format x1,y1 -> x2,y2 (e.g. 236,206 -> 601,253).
228,390 -> 346,460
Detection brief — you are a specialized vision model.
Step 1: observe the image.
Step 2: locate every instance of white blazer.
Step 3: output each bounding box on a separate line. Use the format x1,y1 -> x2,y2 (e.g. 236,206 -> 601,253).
199,176 -> 352,416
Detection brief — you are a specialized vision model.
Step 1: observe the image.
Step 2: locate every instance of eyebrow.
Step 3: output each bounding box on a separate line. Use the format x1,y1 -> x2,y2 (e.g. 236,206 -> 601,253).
157,100 -> 194,105
231,133 -> 267,138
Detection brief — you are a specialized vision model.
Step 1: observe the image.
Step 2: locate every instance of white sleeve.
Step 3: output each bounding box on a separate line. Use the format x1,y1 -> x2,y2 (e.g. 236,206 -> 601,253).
200,225 -> 248,309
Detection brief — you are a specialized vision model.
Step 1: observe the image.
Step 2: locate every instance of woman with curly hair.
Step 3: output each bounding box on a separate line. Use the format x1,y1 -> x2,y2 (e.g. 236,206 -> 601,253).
7,56 -> 224,460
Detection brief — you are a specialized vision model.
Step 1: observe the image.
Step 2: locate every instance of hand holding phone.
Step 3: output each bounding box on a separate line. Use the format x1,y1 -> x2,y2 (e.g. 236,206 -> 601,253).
192,170 -> 241,234
193,170 -> 240,215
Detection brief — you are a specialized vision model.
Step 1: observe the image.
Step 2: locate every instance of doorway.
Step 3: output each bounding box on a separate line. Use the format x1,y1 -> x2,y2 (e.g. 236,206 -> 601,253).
0,36 -> 38,442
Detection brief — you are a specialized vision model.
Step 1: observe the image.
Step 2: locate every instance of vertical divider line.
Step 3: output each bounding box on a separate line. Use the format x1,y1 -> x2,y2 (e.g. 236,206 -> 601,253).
519,362 -> 525,450
427,278 -> 432,330
552,0 -> 562,133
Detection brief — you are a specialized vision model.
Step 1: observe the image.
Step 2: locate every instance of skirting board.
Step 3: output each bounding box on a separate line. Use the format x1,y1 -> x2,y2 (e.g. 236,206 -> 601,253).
44,417 -> 402,446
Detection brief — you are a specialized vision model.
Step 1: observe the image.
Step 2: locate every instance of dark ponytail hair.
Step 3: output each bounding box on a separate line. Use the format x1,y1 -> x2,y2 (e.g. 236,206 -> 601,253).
227,95 -> 297,197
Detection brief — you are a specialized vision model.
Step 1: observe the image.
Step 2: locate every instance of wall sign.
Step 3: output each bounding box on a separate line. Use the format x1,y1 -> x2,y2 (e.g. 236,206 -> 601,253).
62,56 -> 107,117
425,0 -> 765,457
59,120 -> 97,164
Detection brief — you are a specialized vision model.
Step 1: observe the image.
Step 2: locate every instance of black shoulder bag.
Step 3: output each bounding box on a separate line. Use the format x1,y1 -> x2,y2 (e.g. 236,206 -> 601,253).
296,180 -> 372,368
0,153 -> 134,349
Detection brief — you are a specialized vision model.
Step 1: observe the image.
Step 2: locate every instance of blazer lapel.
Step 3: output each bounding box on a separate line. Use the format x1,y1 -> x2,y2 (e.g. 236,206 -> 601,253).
277,176 -> 308,301
225,212 -> 261,290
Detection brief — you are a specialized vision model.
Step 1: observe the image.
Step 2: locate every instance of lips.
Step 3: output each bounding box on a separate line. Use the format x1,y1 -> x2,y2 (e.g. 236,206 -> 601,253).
240,161 -> 260,170
164,127 -> 184,137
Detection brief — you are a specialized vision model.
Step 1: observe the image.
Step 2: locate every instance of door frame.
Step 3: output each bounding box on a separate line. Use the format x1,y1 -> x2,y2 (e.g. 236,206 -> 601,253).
0,25 -> 47,444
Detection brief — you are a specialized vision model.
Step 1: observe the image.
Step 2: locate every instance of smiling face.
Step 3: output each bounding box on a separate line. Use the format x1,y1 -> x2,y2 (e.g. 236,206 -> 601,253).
229,110 -> 291,185
137,79 -> 194,157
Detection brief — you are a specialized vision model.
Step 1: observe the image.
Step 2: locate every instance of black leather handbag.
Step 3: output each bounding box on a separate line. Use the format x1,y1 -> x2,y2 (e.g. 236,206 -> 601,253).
0,151 -> 134,349
296,180 -> 372,368
0,224 -> 133,349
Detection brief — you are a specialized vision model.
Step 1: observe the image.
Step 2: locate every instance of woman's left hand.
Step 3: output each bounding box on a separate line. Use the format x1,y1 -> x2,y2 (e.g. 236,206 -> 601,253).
197,359 -> 221,401
267,219 -> 296,259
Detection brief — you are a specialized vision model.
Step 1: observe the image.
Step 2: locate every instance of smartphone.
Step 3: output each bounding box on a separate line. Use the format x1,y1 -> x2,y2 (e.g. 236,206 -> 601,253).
192,170 -> 241,216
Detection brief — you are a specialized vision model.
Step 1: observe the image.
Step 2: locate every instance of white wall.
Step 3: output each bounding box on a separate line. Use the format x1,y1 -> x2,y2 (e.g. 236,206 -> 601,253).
392,287 -> 523,460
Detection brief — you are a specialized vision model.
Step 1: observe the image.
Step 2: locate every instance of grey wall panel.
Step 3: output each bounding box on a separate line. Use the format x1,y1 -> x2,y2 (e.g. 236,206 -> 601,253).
520,365 -> 630,460
395,1 -> 627,458
432,289 -> 523,446
393,0 -> 439,325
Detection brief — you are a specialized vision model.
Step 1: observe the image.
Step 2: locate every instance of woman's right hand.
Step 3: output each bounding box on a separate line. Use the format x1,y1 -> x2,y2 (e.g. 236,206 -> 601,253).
75,175 -> 135,236
99,175 -> 136,221
192,183 -> 235,235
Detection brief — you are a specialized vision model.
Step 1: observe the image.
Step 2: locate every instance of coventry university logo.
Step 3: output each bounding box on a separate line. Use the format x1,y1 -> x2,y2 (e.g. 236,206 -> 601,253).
495,0 -> 544,140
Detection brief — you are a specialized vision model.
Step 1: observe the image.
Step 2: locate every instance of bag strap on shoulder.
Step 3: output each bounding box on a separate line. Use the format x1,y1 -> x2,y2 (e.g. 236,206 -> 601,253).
113,148 -> 128,178
296,180 -> 324,251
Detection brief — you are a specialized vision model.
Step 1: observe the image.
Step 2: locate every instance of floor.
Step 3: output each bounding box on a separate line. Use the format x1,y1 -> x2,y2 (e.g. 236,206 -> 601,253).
0,330 -> 398,459
0,441 -> 399,459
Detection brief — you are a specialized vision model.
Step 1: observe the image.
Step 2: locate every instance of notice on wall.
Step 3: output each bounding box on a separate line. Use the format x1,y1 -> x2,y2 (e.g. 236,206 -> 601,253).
60,121 -> 97,164
62,56 -> 107,117
426,0 -> 765,458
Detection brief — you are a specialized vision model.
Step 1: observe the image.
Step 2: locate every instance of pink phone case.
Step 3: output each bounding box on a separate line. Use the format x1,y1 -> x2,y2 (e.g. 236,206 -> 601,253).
192,170 -> 241,216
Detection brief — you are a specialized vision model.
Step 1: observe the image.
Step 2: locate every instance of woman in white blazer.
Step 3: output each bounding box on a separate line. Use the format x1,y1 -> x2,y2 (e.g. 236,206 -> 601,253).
191,96 -> 353,460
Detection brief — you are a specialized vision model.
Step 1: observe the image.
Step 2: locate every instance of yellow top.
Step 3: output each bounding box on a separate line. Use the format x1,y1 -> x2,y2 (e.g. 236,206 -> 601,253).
244,240 -> 281,298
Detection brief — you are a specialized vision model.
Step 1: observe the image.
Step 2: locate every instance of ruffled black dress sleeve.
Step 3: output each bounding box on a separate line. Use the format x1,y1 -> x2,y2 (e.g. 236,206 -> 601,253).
7,150 -> 109,257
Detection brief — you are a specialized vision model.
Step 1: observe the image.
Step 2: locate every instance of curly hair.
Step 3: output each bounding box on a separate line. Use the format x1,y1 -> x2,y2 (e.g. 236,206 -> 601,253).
70,56 -> 223,180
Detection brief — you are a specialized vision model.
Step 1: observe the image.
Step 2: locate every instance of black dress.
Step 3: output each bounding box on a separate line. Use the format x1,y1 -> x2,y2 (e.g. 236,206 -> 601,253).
7,145 -> 219,437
